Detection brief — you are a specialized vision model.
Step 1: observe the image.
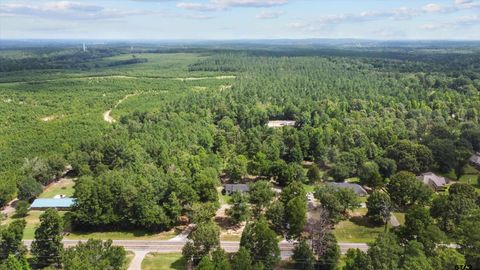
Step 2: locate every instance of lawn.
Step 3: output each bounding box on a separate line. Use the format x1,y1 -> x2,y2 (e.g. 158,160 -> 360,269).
66,228 -> 178,241
2,209 -> 178,240
459,173 -> 480,193
459,174 -> 479,185
220,234 -> 242,241
333,208 -> 387,243
2,210 -> 66,239
39,178 -> 75,198
142,253 -> 186,270
393,212 -> 405,226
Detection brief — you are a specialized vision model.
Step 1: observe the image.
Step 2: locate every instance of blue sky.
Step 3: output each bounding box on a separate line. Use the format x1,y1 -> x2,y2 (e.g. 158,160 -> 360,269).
0,0 -> 479,40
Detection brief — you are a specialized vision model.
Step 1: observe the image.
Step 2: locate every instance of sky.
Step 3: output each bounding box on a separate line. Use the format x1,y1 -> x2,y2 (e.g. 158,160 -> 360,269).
0,0 -> 479,40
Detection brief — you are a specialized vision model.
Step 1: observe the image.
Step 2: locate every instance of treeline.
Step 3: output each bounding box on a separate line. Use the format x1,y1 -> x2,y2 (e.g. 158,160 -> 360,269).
0,49 -> 148,72
0,209 -> 126,270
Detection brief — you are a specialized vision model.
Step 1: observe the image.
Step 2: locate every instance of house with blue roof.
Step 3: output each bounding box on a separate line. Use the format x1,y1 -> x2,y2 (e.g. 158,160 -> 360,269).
30,198 -> 75,210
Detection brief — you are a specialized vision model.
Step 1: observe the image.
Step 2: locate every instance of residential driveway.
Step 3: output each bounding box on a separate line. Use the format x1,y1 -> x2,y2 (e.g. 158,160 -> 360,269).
390,213 -> 400,227
168,224 -> 195,242
128,250 -> 148,270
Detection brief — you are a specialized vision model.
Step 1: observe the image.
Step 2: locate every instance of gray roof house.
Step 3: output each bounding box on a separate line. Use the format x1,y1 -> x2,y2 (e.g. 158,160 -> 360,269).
469,152 -> 480,169
223,184 -> 250,195
327,182 -> 368,196
416,172 -> 448,191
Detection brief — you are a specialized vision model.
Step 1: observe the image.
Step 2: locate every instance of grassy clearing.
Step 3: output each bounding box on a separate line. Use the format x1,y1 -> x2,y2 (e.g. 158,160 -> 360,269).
66,229 -> 178,241
393,212 -> 405,225
458,165 -> 480,193
39,178 -> 75,198
141,253 -> 186,270
463,164 -> 479,175
2,209 -> 177,240
459,174 -> 479,185
333,208 -> 386,243
220,234 -> 242,241
1,210 -> 66,239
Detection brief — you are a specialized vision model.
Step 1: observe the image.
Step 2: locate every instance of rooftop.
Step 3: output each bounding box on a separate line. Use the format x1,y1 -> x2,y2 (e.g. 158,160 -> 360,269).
224,184 -> 250,192
417,172 -> 448,188
30,198 -> 75,209
267,120 -> 296,128
470,153 -> 480,165
327,182 -> 368,196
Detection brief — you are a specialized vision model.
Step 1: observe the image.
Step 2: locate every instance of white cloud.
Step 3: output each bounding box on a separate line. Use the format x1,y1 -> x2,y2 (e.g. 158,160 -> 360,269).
454,0 -> 480,9
455,0 -> 473,4
420,23 -> 443,30
0,1 -> 149,20
177,0 -> 288,11
213,0 -> 288,8
176,2 -> 219,11
256,10 -> 283,19
422,3 -> 445,13
457,15 -> 480,23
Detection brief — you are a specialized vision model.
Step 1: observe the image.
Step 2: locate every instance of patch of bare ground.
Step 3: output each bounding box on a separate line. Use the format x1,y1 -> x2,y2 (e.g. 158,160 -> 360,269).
220,85 -> 233,91
40,114 -> 64,122
174,75 -> 236,81
103,93 -> 138,123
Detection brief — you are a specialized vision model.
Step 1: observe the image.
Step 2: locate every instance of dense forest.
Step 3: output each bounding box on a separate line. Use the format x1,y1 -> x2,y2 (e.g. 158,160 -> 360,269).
0,43 -> 479,269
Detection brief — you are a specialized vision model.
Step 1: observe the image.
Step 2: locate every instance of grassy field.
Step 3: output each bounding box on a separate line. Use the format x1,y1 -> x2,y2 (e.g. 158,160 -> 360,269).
2,209 -> 178,240
142,253 -> 186,270
66,229 -> 178,241
333,208 -> 387,243
39,178 -> 75,198
2,210 -> 67,239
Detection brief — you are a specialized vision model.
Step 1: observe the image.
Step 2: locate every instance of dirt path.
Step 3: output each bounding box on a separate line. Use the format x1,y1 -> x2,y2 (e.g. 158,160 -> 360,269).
174,75 -> 236,81
103,93 -> 137,123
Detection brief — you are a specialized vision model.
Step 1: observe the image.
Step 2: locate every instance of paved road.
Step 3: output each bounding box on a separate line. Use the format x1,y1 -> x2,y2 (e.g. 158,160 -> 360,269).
23,240 -> 368,259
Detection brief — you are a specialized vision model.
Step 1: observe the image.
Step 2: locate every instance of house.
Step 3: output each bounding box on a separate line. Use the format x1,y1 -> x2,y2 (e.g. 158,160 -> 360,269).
327,182 -> 368,196
416,172 -> 448,191
469,152 -> 480,169
30,198 -> 75,210
223,184 -> 250,195
267,120 -> 296,128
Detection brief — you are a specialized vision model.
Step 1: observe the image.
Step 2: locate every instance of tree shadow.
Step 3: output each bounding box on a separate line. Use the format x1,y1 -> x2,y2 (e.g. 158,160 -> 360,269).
214,216 -> 243,231
349,215 -> 381,228
171,257 -> 187,270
